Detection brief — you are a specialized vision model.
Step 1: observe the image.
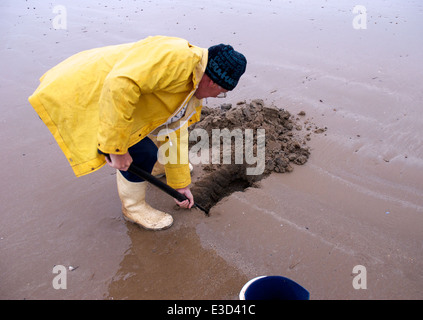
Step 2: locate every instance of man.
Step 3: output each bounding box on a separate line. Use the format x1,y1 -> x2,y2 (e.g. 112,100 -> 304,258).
28,35 -> 247,230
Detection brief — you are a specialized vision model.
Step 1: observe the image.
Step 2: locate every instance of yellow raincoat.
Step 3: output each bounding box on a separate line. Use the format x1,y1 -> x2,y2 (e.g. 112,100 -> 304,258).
28,36 -> 208,189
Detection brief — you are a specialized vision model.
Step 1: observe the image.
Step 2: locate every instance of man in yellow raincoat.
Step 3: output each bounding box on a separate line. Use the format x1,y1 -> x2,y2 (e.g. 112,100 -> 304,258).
28,35 -> 247,230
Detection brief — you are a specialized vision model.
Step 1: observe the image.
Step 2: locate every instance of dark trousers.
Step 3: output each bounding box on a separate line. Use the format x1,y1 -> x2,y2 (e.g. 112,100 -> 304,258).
120,137 -> 158,182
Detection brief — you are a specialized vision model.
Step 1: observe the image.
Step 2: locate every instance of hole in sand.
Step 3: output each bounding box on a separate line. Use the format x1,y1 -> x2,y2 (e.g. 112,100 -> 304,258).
191,164 -> 256,213
189,99 -> 315,212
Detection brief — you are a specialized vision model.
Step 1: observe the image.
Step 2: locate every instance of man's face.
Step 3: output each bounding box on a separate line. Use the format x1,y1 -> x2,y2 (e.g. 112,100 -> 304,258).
194,74 -> 228,99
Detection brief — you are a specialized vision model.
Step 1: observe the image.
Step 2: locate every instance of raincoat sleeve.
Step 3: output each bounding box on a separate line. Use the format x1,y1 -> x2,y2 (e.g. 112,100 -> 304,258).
163,125 -> 192,189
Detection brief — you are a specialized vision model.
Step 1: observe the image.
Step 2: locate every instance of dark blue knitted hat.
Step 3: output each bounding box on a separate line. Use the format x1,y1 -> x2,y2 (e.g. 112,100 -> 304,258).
205,44 -> 247,91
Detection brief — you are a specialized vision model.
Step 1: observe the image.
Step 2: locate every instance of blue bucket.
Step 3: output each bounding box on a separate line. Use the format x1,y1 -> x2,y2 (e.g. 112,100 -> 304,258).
239,276 -> 310,300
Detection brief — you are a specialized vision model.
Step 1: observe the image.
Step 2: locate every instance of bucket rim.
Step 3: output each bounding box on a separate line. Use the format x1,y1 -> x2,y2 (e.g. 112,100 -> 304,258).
239,275 -> 309,300
239,275 -> 267,300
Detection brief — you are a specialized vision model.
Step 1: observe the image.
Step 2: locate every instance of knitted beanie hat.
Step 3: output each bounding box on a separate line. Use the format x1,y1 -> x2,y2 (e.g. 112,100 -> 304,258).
205,44 -> 247,91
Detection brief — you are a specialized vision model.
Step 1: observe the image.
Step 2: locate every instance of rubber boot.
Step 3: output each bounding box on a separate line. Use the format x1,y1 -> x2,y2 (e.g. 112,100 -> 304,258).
116,170 -> 173,230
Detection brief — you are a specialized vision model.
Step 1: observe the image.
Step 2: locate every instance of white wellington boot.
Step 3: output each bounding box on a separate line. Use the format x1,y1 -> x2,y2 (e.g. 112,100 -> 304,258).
116,170 -> 173,230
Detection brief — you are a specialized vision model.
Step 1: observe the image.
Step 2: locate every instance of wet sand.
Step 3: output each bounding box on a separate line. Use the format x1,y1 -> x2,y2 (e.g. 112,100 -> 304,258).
1,0 -> 422,300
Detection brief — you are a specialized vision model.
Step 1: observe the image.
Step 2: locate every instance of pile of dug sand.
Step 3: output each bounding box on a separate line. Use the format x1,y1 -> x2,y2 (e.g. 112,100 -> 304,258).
189,99 -> 313,212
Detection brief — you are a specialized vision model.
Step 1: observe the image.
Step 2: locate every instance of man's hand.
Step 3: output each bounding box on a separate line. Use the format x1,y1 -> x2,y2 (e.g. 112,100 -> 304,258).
175,187 -> 194,209
105,152 -> 133,171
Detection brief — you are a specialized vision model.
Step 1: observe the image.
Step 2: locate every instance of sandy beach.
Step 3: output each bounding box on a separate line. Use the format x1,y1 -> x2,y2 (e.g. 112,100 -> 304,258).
1,0 -> 422,300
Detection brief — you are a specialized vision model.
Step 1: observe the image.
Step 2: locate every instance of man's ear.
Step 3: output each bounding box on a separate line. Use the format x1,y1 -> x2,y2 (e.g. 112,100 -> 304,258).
198,73 -> 211,88
205,75 -> 213,85
208,78 -> 219,89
